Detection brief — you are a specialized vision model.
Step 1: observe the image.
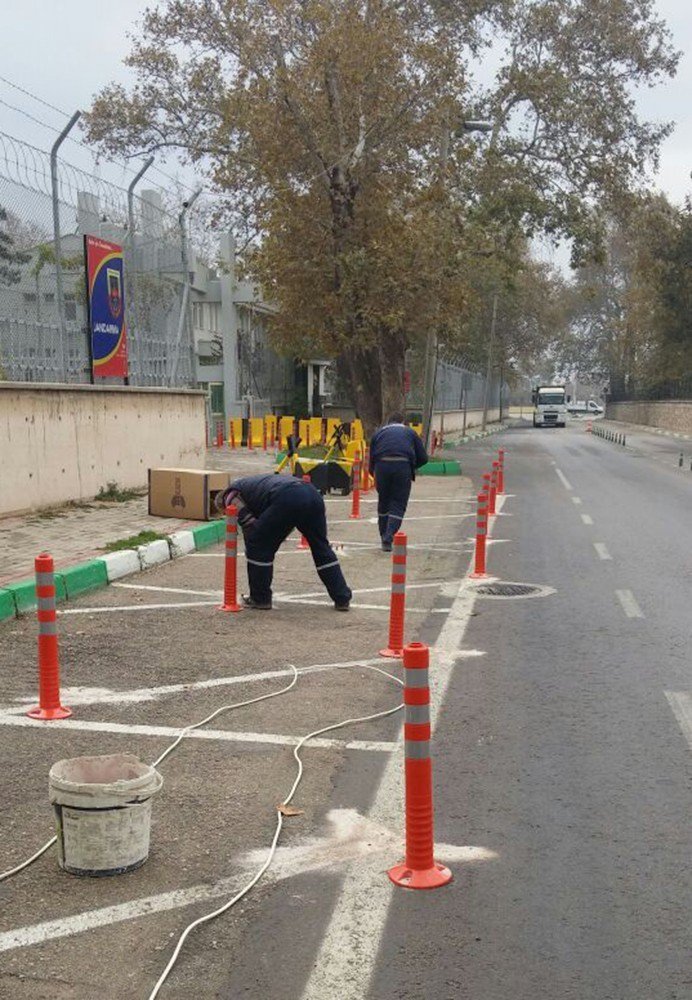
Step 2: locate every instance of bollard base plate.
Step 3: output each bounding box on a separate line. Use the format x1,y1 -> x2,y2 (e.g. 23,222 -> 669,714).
379,647 -> 403,659
349,514 -> 361,520
387,861 -> 453,890
27,705 -> 72,720
469,572 -> 489,580
218,603 -> 243,613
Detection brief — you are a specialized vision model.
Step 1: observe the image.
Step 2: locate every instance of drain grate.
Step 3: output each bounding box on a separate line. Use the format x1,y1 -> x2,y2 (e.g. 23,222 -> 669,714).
475,582 -> 542,598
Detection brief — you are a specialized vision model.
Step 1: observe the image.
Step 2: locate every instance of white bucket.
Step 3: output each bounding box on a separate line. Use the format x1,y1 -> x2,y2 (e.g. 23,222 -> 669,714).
49,753 -> 163,877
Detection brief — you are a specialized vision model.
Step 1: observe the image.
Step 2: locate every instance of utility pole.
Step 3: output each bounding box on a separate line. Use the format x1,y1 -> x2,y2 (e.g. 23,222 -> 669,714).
50,110 -> 80,382
481,293 -> 498,432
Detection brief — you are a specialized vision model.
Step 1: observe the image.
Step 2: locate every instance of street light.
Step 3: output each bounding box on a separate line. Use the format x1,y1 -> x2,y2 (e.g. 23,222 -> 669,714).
421,119 -> 494,449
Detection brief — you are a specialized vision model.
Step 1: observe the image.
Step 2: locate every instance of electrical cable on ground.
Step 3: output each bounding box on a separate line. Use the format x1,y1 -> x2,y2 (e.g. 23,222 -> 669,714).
147,662 -> 403,999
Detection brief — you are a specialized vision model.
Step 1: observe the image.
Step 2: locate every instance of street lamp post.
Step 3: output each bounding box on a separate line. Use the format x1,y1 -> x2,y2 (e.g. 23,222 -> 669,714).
421,119 -> 493,450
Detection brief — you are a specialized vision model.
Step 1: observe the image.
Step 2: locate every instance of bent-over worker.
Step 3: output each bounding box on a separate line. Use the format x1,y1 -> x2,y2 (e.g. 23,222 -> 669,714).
218,474 -> 352,610
369,413 -> 429,551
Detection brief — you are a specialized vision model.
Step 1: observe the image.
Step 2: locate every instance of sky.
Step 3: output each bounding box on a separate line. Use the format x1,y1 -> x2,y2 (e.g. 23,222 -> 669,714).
1,0 -> 690,239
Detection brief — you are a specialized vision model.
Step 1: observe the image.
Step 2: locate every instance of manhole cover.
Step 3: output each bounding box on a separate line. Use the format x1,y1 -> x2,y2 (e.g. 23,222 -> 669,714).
474,582 -> 543,598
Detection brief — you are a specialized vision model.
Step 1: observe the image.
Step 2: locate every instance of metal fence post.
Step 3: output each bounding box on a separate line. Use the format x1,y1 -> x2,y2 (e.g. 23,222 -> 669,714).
50,111 -> 81,383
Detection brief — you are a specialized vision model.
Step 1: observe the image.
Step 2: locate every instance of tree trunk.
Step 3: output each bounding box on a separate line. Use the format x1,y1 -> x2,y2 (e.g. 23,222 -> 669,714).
378,329 -> 406,420
338,346 -> 382,436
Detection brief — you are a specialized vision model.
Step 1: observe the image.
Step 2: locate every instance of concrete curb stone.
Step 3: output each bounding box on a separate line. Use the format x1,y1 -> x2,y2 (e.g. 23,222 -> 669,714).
137,539 -> 171,570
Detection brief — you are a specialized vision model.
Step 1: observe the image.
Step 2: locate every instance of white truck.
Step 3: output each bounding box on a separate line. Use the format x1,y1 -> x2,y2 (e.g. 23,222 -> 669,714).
531,385 -> 568,427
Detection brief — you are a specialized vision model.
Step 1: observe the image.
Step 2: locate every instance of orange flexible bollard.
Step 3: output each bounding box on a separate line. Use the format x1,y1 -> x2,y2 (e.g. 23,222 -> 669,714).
230,421 -> 236,450
298,475 -> 311,549
263,422 -> 268,452
482,471 -> 491,502
350,457 -> 361,520
219,506 -> 242,612
361,447 -> 370,493
215,422 -> 224,448
489,461 -> 499,515
27,553 -> 71,720
497,449 -> 505,494
470,490 -> 489,579
387,642 -> 452,890
380,531 -> 407,658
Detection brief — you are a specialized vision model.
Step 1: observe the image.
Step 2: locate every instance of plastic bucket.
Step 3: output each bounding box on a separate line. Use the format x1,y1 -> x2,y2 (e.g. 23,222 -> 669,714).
49,753 -> 163,877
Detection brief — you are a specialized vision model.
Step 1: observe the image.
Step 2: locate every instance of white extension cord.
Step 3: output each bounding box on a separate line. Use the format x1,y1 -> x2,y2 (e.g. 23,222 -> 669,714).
0,662 -> 404,999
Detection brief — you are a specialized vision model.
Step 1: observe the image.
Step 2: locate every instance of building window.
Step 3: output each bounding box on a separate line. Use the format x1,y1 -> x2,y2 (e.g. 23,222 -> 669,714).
192,301 -> 204,329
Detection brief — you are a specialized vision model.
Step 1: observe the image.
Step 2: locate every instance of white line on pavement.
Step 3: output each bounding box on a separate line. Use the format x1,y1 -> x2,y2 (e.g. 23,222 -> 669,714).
0,714 -> 397,754
580,514 -> 594,525
615,589 -> 644,618
300,498 -> 503,1000
60,601 -> 220,615
665,692 -> 692,750
593,542 -> 612,560
2,658 -> 393,711
113,583 -> 221,597
571,496 -> 582,505
555,468 -> 573,490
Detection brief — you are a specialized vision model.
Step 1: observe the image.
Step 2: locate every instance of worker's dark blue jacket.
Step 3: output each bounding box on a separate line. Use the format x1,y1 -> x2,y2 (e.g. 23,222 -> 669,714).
229,474 -> 303,515
368,423 -> 428,477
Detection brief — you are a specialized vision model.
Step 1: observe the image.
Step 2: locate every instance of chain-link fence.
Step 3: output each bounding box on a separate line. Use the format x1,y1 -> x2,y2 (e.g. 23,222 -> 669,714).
0,130 -> 193,386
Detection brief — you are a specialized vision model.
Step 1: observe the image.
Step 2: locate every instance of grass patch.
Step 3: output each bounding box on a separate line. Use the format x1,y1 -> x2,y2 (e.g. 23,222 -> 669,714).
102,530 -> 167,553
96,481 -> 147,503
27,499 -> 97,522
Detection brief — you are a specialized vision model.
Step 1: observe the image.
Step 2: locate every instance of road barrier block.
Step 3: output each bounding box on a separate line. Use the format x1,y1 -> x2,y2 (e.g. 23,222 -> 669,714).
7,575 -> 67,615
59,560 -> 108,599
191,522 -> 223,549
0,588 -> 15,622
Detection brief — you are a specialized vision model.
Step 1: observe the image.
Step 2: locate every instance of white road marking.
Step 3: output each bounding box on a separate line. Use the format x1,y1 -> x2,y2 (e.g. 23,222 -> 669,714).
665,692 -> 692,750
571,496 -> 582,505
301,499 -> 502,1000
113,583 -> 221,597
555,468 -> 573,490
0,714 -> 397,753
60,601 -> 220,615
580,514 -> 594,525
0,809 -> 496,955
615,589 -> 644,618
2,658 -> 393,711
593,542 -> 612,560
330,514 -> 473,526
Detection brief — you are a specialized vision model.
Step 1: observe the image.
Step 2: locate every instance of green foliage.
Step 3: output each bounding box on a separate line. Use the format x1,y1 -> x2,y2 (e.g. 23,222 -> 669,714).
0,206 -> 30,285
84,0 -> 678,423
96,481 -> 146,502
103,530 -> 166,552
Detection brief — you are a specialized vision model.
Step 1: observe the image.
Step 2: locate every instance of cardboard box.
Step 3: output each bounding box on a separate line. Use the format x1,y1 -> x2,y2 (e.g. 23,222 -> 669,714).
148,468 -> 230,521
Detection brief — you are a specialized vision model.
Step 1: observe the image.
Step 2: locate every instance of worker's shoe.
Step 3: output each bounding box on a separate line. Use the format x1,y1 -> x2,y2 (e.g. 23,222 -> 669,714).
241,595 -> 272,610
334,601 -> 350,612
381,540 -> 393,552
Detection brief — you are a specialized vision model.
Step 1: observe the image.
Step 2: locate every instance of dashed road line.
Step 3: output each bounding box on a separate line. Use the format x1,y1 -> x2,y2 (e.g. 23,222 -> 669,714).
593,542 -> 612,560
571,496 -> 582,505
665,692 -> 692,750
615,589 -> 644,618
580,514 -> 594,525
555,468 -> 573,490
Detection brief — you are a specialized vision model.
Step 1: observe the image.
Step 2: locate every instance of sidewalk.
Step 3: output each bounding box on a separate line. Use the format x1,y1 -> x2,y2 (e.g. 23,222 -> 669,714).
596,418 -> 692,471
0,448 -> 275,587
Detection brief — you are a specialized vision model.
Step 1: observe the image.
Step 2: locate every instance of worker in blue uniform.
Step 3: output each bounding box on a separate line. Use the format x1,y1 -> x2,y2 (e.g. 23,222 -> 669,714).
217,474 -> 352,610
368,413 -> 429,551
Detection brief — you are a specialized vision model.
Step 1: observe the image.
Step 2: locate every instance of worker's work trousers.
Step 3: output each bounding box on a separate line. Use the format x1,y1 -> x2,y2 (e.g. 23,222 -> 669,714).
243,483 -> 351,606
374,460 -> 413,544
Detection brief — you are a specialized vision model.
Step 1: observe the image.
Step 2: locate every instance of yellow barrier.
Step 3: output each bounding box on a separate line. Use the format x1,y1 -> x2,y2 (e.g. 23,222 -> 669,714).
298,418 -> 311,447
350,418 -> 364,442
345,439 -> 366,461
309,417 -> 323,445
229,417 -> 243,448
410,422 -> 423,438
279,416 -> 295,448
264,414 -> 277,446
249,417 -> 264,448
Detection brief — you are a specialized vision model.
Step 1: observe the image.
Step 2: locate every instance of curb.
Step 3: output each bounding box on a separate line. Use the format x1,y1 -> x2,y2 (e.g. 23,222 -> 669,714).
0,519 -> 227,624
418,460 -> 462,476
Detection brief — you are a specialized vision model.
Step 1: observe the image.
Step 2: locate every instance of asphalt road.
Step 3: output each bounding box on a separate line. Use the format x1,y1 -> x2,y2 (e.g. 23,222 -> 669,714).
218,420 -> 692,1000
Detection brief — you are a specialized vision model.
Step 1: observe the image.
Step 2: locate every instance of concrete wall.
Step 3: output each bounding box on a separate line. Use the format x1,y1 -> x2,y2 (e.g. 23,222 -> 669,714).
0,383 -> 207,516
431,407 -> 501,434
606,400 -> 692,435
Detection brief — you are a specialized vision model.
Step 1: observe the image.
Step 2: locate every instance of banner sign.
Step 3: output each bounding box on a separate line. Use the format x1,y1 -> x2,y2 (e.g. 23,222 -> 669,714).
84,235 -> 128,378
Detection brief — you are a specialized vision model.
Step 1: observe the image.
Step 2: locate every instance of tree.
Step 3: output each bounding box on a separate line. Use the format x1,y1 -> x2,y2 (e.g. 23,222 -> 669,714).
0,206 -> 30,286
85,0 -> 678,428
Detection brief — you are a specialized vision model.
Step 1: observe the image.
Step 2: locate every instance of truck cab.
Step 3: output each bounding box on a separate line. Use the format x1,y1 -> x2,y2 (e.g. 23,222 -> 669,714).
532,385 -> 567,427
